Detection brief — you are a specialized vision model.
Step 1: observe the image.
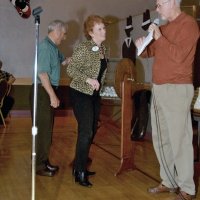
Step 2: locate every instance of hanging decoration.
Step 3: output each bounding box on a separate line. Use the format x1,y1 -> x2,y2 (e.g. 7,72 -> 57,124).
10,0 -> 31,19
141,9 -> 151,31
122,16 -> 136,65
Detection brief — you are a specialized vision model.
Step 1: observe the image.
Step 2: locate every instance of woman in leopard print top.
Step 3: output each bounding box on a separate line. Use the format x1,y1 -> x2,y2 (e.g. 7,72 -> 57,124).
67,15 -> 107,187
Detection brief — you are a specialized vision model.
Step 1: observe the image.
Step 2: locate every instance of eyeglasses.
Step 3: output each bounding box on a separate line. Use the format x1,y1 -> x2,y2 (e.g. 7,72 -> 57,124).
156,0 -> 170,9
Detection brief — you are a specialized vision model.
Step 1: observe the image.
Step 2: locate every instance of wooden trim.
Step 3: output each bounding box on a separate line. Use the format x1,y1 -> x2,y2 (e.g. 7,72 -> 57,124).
13,78 -> 32,85
181,5 -> 197,18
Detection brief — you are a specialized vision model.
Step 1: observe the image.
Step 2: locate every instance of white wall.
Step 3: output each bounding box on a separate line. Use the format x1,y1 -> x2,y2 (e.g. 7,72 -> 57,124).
0,0 -> 156,80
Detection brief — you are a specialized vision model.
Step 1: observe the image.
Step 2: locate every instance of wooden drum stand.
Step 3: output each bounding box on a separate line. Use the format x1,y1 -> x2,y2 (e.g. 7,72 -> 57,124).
98,58 -> 151,176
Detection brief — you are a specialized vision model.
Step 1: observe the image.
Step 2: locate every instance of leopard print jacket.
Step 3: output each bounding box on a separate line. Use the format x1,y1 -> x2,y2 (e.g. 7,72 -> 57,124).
67,40 -> 107,95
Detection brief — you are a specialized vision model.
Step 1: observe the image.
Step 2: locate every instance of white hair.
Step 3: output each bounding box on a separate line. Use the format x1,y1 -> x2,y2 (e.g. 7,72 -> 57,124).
48,20 -> 67,33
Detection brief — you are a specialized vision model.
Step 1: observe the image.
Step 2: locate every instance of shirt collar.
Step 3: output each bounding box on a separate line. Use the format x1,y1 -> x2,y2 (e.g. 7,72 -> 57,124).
46,36 -> 57,48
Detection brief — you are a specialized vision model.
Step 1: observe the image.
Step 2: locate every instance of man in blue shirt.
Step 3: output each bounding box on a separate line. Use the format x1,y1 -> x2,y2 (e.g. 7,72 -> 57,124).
30,20 -> 69,177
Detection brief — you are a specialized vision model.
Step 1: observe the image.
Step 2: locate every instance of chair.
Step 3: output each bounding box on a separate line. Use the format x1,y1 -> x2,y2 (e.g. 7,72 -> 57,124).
192,87 -> 200,161
0,79 -> 8,127
191,87 -> 200,191
6,84 -> 12,96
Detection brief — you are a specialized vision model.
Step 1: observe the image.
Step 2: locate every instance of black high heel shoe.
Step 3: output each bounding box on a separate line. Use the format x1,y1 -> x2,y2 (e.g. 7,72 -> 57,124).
72,169 -> 96,176
74,171 -> 92,187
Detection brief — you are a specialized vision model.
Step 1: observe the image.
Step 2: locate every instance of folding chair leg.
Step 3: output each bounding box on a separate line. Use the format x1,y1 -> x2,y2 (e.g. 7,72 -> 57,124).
0,110 -> 6,127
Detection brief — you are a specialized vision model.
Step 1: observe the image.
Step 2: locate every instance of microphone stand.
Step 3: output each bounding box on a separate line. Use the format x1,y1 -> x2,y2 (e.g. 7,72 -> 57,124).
31,7 -> 43,200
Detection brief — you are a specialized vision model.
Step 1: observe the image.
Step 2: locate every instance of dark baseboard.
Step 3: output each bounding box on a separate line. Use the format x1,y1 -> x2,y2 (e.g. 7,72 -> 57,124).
10,109 -> 74,117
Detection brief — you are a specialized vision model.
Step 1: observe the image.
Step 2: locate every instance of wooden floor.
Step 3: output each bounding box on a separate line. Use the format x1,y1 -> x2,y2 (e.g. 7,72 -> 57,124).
0,111 -> 199,200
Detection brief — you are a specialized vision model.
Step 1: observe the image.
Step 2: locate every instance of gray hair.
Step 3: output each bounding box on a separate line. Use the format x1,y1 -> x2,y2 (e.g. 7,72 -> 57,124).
48,20 -> 67,33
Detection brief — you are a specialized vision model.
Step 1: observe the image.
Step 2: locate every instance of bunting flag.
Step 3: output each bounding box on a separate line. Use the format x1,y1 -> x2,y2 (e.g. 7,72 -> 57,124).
10,0 -> 31,19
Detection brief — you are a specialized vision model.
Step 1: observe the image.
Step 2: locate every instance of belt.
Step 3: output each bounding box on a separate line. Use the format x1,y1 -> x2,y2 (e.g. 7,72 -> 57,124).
36,83 -> 58,90
52,85 -> 58,90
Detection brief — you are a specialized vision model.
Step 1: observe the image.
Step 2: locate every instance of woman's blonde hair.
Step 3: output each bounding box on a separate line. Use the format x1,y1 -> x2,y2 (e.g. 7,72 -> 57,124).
84,15 -> 105,40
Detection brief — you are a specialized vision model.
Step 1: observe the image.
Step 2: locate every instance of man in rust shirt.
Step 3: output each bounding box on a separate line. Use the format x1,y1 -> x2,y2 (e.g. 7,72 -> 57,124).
135,0 -> 199,199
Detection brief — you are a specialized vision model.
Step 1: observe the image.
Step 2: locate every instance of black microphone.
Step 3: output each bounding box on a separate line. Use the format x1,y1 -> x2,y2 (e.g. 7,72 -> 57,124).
32,6 -> 43,16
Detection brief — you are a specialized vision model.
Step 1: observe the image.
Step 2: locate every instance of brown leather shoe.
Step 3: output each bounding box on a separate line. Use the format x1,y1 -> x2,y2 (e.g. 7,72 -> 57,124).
148,184 -> 178,194
174,191 -> 195,200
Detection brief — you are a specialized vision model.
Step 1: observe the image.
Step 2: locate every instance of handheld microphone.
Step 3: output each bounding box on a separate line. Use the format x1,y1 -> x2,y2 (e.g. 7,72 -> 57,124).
153,18 -> 160,26
32,6 -> 43,16
137,18 -> 160,56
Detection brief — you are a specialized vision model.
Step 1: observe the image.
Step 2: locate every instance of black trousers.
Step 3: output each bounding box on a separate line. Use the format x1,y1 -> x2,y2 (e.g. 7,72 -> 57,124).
1,96 -> 14,119
30,84 -> 55,170
70,88 -> 101,172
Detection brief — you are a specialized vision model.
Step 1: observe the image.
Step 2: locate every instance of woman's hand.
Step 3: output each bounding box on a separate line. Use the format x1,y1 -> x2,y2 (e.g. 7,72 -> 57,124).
62,57 -> 72,65
86,78 -> 100,91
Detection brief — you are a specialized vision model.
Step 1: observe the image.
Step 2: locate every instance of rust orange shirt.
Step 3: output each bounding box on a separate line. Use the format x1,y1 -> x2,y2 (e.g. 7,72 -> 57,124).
142,12 -> 199,84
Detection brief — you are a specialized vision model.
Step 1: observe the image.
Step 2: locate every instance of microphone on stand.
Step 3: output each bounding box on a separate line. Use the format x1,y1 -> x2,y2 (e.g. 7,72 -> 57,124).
31,5 -> 43,200
32,6 -> 43,17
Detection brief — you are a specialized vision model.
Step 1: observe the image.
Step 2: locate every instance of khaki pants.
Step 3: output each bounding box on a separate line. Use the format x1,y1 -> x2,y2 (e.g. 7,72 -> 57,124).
151,84 -> 195,195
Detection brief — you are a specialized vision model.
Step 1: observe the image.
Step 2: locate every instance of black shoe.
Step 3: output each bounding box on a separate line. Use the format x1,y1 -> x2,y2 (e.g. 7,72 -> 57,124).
72,169 -> 96,176
86,170 -> 96,176
131,129 -> 146,141
74,171 -> 92,187
45,160 -> 59,172
36,167 -> 55,177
